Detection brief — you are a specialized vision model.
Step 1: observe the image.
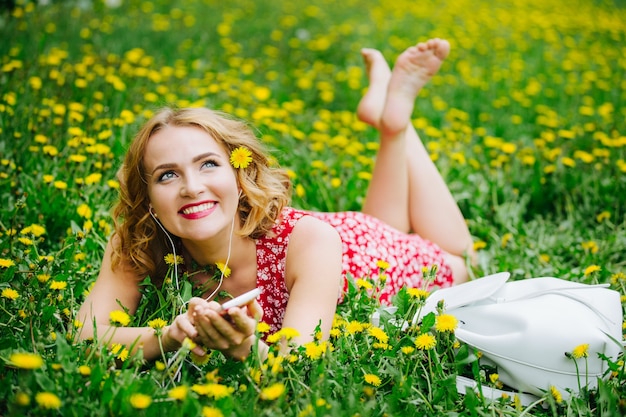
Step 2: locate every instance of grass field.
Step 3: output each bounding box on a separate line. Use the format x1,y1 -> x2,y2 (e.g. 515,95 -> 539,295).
0,0 -> 625,415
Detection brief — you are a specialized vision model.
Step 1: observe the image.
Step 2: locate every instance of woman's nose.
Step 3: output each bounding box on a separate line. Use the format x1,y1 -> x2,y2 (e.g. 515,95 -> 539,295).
180,174 -> 204,197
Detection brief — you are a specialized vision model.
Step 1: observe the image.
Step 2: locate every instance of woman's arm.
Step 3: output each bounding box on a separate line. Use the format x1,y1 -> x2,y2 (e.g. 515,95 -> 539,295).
281,216 -> 343,343
191,216 -> 342,360
76,238 -> 204,361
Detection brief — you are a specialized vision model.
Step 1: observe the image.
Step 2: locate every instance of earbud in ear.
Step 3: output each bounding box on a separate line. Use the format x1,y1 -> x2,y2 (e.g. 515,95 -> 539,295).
149,205 -> 158,219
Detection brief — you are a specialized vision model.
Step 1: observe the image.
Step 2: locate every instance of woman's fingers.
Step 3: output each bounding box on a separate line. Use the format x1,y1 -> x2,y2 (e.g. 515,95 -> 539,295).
162,313 -> 199,352
193,306 -> 257,350
246,300 -> 263,321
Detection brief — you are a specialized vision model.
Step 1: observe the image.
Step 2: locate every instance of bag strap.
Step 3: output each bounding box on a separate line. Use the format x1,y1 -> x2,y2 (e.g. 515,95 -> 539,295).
488,282 -> 619,327
456,376 -> 543,407
413,272 -> 510,324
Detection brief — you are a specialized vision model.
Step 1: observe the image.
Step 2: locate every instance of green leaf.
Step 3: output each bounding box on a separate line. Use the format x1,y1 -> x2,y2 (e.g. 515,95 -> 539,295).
420,312 -> 436,333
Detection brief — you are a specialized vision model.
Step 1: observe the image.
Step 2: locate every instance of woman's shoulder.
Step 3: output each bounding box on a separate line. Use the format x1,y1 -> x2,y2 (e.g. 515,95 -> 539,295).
259,207 -> 342,244
291,214 -> 341,243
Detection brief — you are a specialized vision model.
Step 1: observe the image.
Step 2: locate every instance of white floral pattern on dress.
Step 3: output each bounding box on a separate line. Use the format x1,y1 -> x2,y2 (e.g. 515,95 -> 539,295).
256,207 -> 453,334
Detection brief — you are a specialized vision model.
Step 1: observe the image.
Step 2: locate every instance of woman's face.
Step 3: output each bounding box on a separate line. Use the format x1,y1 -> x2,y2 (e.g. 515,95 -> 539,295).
143,125 -> 240,243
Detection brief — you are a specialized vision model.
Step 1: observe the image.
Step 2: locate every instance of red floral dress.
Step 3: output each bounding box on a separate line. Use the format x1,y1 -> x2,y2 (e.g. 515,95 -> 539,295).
256,207 -> 453,334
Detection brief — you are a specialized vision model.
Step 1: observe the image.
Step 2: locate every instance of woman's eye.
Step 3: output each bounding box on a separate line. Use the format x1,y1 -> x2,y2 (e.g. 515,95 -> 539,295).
201,159 -> 218,168
157,171 -> 176,182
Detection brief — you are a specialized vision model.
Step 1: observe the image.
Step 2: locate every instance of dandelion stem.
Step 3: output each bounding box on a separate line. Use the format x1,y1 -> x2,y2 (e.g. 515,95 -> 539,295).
517,397 -> 546,417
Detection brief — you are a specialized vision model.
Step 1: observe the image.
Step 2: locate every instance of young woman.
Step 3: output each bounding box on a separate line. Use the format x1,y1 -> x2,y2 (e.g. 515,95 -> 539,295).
77,38 -> 473,361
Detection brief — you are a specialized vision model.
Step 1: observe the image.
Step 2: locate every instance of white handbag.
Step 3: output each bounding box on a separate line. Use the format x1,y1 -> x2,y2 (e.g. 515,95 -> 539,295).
414,272 -> 624,400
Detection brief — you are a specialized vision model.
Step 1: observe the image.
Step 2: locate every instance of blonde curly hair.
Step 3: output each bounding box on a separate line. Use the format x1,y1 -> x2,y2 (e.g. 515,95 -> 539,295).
111,107 -> 291,281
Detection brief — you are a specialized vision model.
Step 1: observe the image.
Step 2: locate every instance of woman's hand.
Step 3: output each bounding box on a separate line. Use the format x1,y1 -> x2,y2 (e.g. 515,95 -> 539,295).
192,299 -> 263,360
160,297 -> 210,357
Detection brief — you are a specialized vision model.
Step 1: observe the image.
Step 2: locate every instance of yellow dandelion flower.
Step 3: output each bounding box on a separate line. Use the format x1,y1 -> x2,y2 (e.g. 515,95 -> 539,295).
15,391 -> 30,406
249,368 -> 262,384
78,365 -> 91,376
368,326 -> 389,343
35,392 -> 61,409
43,145 -> 59,156
202,406 -> 224,417
116,347 -> 129,361
330,328 -> 341,338
473,240 -> 487,251
191,383 -> 234,399
401,346 -> 415,355
230,147 -> 252,169
84,173 -> 102,185
39,255 -> 54,263
415,333 -> 437,350
2,288 -> 19,300
164,253 -> 183,266
0,258 -> 15,268
364,373 -> 381,387
21,224 -> 46,237
268,357 -> 284,375
260,382 -> 286,400
109,310 -> 131,326
489,373 -> 499,384
355,278 -> 373,290
76,204 -> 92,219
376,260 -> 390,270
407,288 -> 429,300
191,349 -> 211,366
53,180 -> 67,190
295,183 -> 305,197
148,318 -> 167,329
256,322 -> 270,333
581,241 -> 598,254
435,314 -> 458,333
572,343 -> 589,359
596,211 -> 611,223
610,272 -> 626,285
304,341 -> 329,360
253,86 -> 271,101
550,385 -> 563,403
266,327 -> 300,343
129,393 -> 152,409
216,261 -> 231,277
9,352 -> 44,369
182,337 -> 197,350
345,320 -> 365,334
18,237 -> 33,245
168,385 -> 188,401
49,281 -> 67,291
583,265 -> 601,276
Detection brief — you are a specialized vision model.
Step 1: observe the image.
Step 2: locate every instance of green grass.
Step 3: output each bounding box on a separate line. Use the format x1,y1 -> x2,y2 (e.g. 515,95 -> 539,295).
1,0 -> 625,415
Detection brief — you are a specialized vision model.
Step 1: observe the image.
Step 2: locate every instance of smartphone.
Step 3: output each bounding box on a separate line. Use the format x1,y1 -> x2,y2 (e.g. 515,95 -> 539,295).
219,288 -> 261,312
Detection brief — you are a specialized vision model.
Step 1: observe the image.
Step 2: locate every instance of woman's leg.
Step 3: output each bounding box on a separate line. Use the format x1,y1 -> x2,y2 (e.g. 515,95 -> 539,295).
357,39 -> 473,282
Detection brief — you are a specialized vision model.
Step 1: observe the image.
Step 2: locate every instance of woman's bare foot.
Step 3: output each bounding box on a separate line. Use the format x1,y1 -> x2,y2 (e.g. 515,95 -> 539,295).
356,48 -> 391,129
381,38 -> 450,136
